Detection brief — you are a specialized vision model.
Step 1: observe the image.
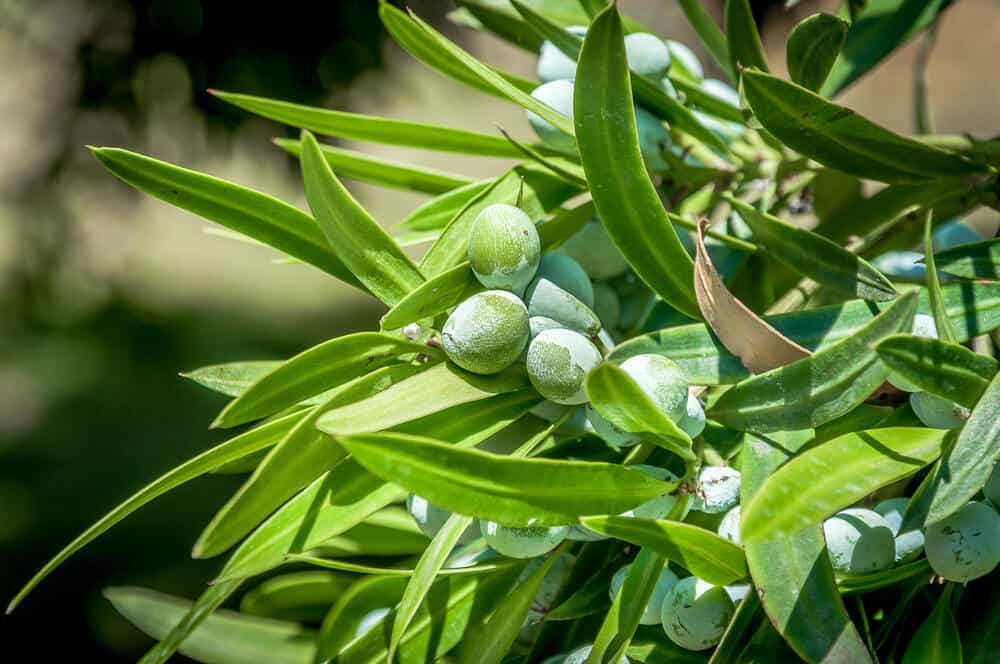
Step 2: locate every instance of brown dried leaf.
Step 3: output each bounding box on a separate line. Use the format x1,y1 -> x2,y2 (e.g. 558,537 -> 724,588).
694,219 -> 812,374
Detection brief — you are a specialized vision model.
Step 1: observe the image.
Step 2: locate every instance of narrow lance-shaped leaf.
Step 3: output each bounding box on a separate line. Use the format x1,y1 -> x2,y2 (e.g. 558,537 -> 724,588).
210,90 -> 529,158
574,5 -> 701,320
274,138 -> 471,194
728,197 -> 897,301
741,430 -> 872,664
932,238 -> 1000,282
958,565 -> 1000,663
740,427 -> 948,542
902,586 -> 962,664
239,572 -> 351,623
181,361 -> 282,398
923,210 -> 958,343
300,131 -> 424,306
380,262 -> 479,331
214,332 -> 438,428
5,410 -> 305,614
90,148 -> 362,288
137,581 -> 243,664
726,0 -> 769,75
919,370 -> 1000,527
742,69 -> 987,183
581,516 -> 748,586
337,431 -> 672,527
709,291 -> 917,432
677,0 -> 733,81
786,13 -> 849,92
585,363 -> 695,460
875,334 -> 997,409
285,555 -> 513,577
399,179 -> 493,231
694,218 -> 812,374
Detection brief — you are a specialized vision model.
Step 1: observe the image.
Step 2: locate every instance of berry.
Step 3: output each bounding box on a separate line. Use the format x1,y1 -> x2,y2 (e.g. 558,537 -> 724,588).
983,463 -> 1000,507
526,329 -> 602,405
528,80 -> 575,153
822,508 -> 895,576
592,283 -> 622,331
537,25 -> 587,82
925,501 -> 1000,582
480,521 -> 569,559
666,40 -> 703,82
442,290 -> 529,375
620,354 -> 688,423
609,562 -> 679,625
624,33 -> 672,78
524,255 -> 600,336
874,497 -> 924,563
621,465 -> 684,520
691,466 -> 741,515
661,576 -> 734,651
678,392 -> 706,438
718,506 -> 741,545
559,221 -> 629,281
467,203 -> 540,294
911,391 -> 969,429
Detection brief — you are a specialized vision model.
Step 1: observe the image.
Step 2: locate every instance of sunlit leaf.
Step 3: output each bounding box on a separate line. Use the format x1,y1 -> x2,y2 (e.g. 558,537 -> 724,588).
875,335 -> 996,408
786,13 -> 848,92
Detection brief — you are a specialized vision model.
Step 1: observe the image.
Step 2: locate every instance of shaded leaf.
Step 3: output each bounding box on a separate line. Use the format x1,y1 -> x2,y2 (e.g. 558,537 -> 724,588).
589,548 -> 669,663
923,211 -> 958,343
726,0 -> 769,75
240,571 -> 351,623
875,335 -> 996,409
933,238 -> 1000,281
677,0 -> 733,81
399,180 -> 494,231
137,581 -> 243,664
287,554 -> 514,577
958,567 -> 1000,663
786,13 -> 849,92
902,587 -> 962,664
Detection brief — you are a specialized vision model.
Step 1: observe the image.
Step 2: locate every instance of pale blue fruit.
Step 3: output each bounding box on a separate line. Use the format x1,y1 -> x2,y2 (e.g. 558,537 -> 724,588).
678,392 -> 706,438
933,219 -> 981,250
468,203 -> 540,293
718,506 -> 741,545
925,501 -> 1000,582
661,576 -> 735,651
622,465 -> 683,520
823,508 -> 895,575
620,354 -> 689,423
586,403 -> 641,449
480,521 -> 569,559
666,40 -> 703,82
724,584 -> 750,603
888,314 -> 939,391
565,644 -> 629,664
874,497 -> 924,563
625,33 -> 672,78
406,494 -> 477,545
984,463 -> 1000,507
533,253 -> 594,306
537,25 -> 588,82
610,562 -> 679,625
702,78 -> 740,108
559,220 -> 629,280
692,466 -> 741,514
566,524 -> 609,541
525,255 -> 600,335
527,328 -> 602,405
871,250 -> 926,282
636,106 -> 671,171
911,391 -> 969,429
529,316 -> 566,339
528,80 -> 575,153
592,283 -> 622,331
442,290 -> 529,375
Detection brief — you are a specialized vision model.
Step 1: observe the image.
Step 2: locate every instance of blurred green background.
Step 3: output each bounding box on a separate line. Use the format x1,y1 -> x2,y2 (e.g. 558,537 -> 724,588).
2,0 -> 998,659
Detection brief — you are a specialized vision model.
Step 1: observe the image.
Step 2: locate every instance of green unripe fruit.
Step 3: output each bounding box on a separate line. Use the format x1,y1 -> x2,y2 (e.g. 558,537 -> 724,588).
624,33 -> 672,78
480,521 -> 569,559
911,391 -> 969,429
622,465 -> 683,520
442,290 -> 529,375
559,221 -> 630,281
526,329 -> 602,405
635,106 -> 671,171
529,316 -> 565,339
524,277 -> 600,336
406,494 -> 477,545
874,497 -> 924,563
888,314 -> 939,391
661,576 -> 734,651
667,40 -> 703,83
678,392 -> 706,438
592,283 -> 622,331
718,506 -> 741,545
925,501 -> 1000,582
467,203 -> 540,293
527,80 -> 575,153
610,562 -> 679,625
565,645 -> 629,664
822,508 -> 895,576
691,466 -> 741,514
620,354 -> 688,423
586,403 -> 641,449
537,25 -> 587,82
984,463 -> 1000,507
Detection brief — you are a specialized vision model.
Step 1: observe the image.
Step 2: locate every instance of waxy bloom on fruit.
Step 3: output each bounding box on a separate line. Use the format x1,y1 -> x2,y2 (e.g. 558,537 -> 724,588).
925,501 -> 1000,582
526,328 -> 601,405
467,203 -> 540,294
442,290 -> 529,375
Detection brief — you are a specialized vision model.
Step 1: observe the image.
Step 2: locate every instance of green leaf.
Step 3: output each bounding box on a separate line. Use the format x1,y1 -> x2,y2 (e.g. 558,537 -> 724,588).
391,514 -> 475,663
740,430 -> 871,664
274,138 -> 471,194
627,625 -> 711,663
337,431 -> 672,527
392,389 -> 543,447
677,0 -> 733,81
537,201 -> 596,251
239,571 -> 351,623
286,554 -> 515,577
786,13 -> 849,92
316,575 -> 406,660
214,332 -> 436,428
902,587 -> 962,664
612,282 -> 1000,385
382,3 -> 574,137
399,180 -> 494,231
959,567 -> 1000,663
300,131 -> 424,305
380,262 -> 479,331
580,516 -> 748,586
137,580 -> 243,664
308,506 -> 430,558
741,69 -> 987,183
822,0 -> 953,97
875,335 -> 996,409
923,211 -> 958,343
458,547 -> 565,664
452,0 -> 545,52
836,558 -> 931,595
918,370 -> 1000,527
318,362 -> 533,436
710,291 -> 917,432
585,363 -> 695,460
589,548 -> 668,663
180,361 -> 282,398
211,90 -> 527,158
726,0 -> 769,75
5,411 -> 304,613
106,586 -> 315,664
933,238 -> 1000,281
90,147 -> 361,288
741,427 -> 947,542
574,6 -> 701,320
727,196 -> 896,301
193,365 -> 424,559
